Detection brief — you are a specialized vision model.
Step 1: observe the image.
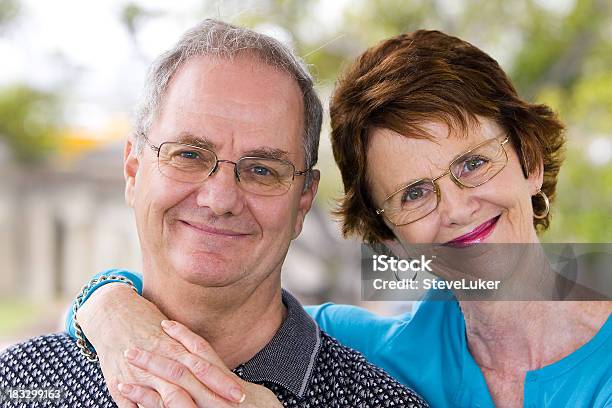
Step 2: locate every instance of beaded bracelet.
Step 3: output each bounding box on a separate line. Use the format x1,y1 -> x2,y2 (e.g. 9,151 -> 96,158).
72,275 -> 138,362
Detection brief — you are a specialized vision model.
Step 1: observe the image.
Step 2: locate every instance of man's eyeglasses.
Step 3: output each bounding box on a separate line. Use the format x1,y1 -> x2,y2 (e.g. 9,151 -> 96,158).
142,135 -> 312,196
376,137 -> 510,226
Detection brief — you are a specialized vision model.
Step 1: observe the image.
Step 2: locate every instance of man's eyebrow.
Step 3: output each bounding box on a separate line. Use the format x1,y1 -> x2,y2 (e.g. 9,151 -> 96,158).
172,135 -> 291,161
243,147 -> 291,161
175,133 -> 217,150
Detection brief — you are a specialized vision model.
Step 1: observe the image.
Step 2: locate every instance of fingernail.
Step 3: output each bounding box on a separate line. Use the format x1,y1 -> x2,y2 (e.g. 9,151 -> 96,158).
123,347 -> 140,360
118,383 -> 133,394
230,388 -> 246,404
161,320 -> 176,330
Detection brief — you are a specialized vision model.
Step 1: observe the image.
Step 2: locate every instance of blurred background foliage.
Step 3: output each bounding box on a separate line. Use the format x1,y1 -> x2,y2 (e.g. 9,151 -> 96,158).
0,84 -> 61,162
1,0 -> 611,240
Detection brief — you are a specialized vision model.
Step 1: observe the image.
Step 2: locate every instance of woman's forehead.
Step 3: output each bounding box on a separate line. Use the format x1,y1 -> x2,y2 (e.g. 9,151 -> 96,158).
369,118 -> 503,160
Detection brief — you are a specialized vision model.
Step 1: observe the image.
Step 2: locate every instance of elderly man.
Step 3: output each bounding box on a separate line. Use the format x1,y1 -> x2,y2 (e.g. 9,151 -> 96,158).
0,19 -> 426,408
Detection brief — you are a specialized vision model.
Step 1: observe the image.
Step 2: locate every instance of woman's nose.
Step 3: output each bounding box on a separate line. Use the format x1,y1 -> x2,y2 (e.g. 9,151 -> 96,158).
435,177 -> 480,227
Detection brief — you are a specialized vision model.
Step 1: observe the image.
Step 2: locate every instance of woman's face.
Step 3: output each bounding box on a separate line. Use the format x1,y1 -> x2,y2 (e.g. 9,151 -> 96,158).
367,117 -> 543,247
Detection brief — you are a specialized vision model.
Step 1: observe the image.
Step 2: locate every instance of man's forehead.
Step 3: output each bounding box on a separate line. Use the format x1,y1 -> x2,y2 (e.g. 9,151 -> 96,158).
152,55 -> 305,161
168,54 -> 300,98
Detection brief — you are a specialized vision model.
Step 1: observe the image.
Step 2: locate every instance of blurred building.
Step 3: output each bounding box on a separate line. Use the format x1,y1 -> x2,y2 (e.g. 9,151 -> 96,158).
1,140 -> 138,300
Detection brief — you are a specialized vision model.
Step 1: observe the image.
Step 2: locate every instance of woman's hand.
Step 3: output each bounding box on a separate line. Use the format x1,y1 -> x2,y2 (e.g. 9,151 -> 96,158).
119,320 -> 284,408
76,283 -> 246,408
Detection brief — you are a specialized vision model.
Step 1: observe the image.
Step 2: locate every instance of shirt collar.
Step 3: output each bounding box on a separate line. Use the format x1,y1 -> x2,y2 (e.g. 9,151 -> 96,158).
236,289 -> 322,398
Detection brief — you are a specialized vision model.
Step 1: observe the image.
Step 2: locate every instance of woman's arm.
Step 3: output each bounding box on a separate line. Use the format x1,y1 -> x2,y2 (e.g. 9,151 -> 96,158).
65,269 -> 144,340
69,273 -> 282,407
66,271 -> 410,407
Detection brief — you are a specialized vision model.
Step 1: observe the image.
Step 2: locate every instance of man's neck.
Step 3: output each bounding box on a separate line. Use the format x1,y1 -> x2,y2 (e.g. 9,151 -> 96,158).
142,272 -> 286,369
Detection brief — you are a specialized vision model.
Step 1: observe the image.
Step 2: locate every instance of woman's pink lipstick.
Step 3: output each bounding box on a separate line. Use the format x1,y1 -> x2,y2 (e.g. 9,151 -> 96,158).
444,215 -> 500,248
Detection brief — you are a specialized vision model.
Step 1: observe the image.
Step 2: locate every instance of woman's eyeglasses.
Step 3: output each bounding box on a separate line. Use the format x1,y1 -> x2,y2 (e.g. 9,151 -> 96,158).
376,137 -> 510,226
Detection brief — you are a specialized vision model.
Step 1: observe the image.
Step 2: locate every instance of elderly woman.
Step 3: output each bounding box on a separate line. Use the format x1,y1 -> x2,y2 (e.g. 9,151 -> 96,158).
64,30 -> 611,407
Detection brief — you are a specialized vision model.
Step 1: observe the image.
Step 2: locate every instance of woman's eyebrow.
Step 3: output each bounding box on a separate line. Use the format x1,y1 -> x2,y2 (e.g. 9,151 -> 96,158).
389,178 -> 426,195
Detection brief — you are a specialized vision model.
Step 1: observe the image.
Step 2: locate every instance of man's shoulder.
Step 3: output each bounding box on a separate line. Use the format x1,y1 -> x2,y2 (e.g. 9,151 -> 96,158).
312,330 -> 428,407
0,333 -> 115,407
1,332 -> 82,372
2,332 -> 75,354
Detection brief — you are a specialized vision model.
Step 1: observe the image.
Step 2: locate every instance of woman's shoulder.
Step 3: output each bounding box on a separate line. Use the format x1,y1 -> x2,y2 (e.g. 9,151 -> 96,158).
305,303 -> 412,332
305,289 -> 462,334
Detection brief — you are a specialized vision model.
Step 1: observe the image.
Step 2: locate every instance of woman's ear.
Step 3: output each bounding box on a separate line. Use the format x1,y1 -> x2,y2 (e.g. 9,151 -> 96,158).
527,158 -> 545,195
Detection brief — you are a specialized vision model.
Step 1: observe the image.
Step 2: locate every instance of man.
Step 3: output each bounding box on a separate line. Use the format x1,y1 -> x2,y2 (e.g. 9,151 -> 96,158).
0,19 -> 427,408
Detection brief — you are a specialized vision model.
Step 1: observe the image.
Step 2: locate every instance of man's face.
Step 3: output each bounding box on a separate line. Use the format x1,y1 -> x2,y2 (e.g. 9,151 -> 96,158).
123,54 -> 318,290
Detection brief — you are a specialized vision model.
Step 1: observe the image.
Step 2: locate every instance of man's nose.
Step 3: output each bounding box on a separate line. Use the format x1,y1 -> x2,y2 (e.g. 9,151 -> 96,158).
435,176 -> 479,227
195,162 -> 245,216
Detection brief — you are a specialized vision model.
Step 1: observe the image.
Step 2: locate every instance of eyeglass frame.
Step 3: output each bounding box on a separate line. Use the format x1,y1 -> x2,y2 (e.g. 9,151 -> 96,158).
140,133 -> 313,195
375,136 -> 510,226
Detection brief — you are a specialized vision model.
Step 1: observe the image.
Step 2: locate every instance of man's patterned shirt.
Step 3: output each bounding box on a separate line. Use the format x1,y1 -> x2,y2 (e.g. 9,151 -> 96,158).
0,290 -> 428,407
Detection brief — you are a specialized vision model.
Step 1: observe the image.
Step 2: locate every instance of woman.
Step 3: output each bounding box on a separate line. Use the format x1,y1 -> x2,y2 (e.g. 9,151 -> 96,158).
67,30 -> 611,407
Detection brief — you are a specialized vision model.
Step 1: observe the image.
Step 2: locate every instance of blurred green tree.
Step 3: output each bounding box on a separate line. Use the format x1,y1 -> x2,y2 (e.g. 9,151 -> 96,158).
0,85 -> 61,163
0,0 -> 18,28
0,1 -> 62,164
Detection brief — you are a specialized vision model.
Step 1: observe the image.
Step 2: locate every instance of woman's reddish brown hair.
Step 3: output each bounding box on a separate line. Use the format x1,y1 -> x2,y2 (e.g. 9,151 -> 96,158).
330,30 -> 565,243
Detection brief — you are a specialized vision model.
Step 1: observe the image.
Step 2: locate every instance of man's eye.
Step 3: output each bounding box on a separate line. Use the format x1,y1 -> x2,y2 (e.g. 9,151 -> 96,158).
250,166 -> 273,177
177,150 -> 201,160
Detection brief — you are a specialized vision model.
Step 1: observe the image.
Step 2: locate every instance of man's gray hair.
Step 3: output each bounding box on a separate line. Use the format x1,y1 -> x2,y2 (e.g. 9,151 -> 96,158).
134,18 -> 322,175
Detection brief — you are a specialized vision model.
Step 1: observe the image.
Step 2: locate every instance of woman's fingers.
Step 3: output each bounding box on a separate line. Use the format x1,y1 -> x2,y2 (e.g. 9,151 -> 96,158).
124,347 -> 240,407
120,375 -> 199,408
118,382 -> 165,408
160,320 -> 246,402
161,320 -> 226,366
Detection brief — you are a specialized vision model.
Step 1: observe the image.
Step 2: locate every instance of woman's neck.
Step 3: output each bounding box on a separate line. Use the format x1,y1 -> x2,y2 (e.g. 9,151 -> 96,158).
459,300 -> 612,374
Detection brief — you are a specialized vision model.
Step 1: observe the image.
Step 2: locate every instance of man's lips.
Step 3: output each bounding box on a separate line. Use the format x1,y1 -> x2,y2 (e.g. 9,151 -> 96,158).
444,215 -> 501,247
179,221 -> 251,237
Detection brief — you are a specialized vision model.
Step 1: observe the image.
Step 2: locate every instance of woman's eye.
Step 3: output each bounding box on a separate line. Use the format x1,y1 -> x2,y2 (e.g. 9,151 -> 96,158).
463,156 -> 488,172
402,187 -> 425,202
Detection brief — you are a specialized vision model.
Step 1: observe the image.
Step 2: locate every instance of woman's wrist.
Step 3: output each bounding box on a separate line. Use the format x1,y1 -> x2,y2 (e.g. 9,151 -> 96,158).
74,279 -> 138,361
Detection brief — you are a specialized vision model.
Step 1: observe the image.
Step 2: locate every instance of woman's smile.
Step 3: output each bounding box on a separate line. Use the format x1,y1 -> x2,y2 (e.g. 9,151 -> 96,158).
444,214 -> 501,247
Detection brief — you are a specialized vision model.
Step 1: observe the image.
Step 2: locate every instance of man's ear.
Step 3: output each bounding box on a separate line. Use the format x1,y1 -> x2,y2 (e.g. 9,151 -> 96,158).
124,138 -> 139,208
292,169 -> 320,239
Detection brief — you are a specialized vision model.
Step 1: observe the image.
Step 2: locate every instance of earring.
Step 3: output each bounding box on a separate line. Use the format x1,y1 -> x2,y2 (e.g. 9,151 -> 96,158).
533,189 -> 550,219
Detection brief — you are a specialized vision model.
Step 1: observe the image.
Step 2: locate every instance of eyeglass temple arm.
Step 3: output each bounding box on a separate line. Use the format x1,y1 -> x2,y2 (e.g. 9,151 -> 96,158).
294,167 -> 313,176
140,132 -> 160,153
